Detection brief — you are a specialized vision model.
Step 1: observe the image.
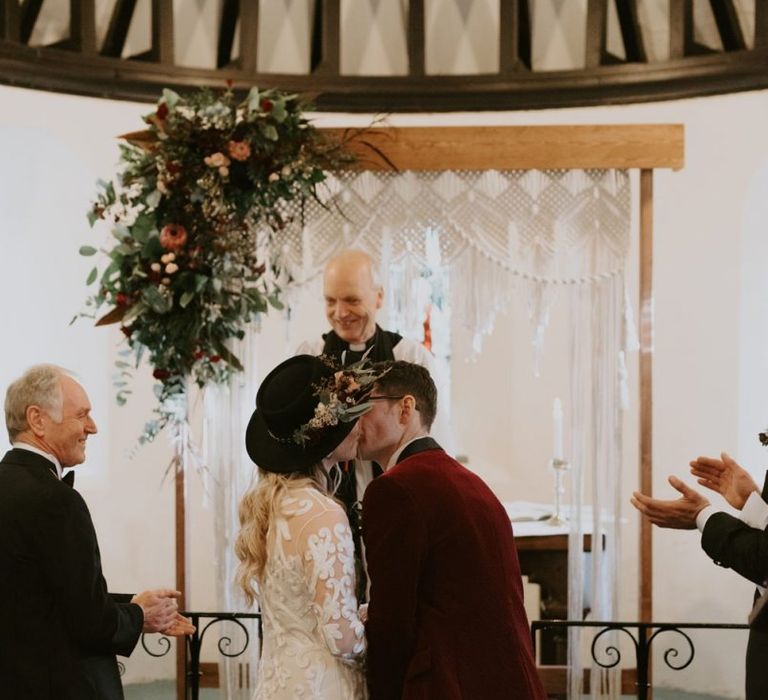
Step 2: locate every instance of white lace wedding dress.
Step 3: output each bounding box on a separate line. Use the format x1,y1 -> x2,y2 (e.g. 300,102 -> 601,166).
253,485 -> 367,699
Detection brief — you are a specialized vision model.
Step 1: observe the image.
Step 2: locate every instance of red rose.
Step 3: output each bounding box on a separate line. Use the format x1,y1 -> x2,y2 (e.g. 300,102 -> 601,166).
159,224 -> 188,251
152,369 -> 170,380
166,160 -> 181,175
156,103 -> 169,120
115,292 -> 128,306
209,355 -> 221,363
193,350 -> 205,360
260,98 -> 273,112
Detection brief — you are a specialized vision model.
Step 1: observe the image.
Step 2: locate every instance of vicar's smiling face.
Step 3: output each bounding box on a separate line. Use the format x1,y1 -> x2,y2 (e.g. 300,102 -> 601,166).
324,252 -> 383,345
42,376 -> 98,467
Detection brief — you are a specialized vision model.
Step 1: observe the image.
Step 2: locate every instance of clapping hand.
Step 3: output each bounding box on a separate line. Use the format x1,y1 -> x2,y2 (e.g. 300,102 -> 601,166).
161,612 -> 196,637
689,452 -> 759,510
631,476 -> 710,529
131,589 -> 182,634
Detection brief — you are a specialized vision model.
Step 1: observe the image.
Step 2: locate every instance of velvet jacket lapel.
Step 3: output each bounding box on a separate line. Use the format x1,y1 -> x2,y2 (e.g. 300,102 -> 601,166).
396,436 -> 442,465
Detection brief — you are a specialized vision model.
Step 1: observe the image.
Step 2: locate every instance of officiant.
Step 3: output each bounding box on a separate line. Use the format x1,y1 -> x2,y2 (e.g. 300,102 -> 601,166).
296,248 -> 448,596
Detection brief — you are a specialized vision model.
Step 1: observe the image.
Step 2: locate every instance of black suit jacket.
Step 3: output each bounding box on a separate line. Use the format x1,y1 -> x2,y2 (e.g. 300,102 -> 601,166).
0,448 -> 143,699
701,471 -> 768,700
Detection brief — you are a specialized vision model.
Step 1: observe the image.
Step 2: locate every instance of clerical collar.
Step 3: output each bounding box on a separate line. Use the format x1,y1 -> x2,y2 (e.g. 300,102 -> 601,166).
349,342 -> 366,352
12,442 -> 62,479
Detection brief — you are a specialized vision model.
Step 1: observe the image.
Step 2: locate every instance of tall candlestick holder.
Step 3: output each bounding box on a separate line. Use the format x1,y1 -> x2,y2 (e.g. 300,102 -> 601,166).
546,458 -> 571,526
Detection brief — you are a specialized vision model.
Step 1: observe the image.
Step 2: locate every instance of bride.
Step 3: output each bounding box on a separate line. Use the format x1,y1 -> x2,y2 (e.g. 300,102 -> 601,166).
236,354 -> 383,699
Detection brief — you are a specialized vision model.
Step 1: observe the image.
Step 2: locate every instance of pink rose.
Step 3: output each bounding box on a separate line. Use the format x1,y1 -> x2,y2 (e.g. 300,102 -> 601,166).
227,140 -> 251,162
159,224 -> 188,251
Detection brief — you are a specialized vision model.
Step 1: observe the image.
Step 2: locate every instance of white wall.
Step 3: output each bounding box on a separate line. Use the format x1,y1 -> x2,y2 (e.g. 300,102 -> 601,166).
2,82 -> 768,695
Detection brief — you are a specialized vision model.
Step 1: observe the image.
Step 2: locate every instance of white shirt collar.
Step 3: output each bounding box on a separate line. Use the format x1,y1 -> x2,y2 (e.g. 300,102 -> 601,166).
386,434 -> 428,471
12,442 -> 63,479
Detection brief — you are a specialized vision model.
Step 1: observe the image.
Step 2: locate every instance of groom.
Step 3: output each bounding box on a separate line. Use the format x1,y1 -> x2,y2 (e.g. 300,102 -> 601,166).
358,361 -> 545,700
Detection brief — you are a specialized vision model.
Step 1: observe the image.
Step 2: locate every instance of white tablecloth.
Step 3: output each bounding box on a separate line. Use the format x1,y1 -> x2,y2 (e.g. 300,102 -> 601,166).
502,501 -> 595,537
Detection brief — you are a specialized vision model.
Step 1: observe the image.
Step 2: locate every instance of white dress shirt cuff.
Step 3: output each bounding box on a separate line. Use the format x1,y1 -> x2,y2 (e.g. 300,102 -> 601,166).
740,491 -> 768,530
696,505 -> 717,532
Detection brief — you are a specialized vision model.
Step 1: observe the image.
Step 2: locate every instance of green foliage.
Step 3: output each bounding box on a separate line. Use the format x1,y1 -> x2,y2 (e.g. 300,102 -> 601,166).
81,87 -> 355,442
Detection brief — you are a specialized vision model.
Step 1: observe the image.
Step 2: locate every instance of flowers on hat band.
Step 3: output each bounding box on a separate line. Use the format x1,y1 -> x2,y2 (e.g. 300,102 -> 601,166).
292,350 -> 389,447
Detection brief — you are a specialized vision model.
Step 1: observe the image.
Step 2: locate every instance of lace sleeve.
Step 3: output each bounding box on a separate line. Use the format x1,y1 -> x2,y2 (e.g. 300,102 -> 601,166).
298,501 -> 366,659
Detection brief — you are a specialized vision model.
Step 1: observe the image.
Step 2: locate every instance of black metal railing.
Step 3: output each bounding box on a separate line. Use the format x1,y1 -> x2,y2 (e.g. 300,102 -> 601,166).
135,611 -> 262,699
531,619 -> 749,700
125,614 -> 748,698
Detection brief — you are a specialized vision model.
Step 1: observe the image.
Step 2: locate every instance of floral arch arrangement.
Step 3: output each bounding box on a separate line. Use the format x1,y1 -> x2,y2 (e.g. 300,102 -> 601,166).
80,87 -> 355,440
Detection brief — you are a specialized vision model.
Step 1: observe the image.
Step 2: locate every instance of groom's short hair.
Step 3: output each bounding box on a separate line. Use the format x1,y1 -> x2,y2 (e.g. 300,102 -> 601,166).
373,361 -> 437,430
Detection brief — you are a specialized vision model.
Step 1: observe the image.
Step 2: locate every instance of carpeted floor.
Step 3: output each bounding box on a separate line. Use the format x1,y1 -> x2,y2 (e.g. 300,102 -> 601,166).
124,681 -> 731,699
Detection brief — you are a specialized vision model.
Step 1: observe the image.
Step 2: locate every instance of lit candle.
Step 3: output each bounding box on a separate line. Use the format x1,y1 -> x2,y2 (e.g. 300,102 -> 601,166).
552,397 -> 563,461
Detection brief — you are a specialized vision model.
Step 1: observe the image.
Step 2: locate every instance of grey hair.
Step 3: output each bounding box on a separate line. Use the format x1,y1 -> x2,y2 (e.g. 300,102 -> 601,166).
4,364 -> 70,442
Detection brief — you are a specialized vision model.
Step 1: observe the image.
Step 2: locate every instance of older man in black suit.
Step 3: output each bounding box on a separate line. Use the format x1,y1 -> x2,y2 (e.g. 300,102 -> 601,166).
632,451 -> 768,700
0,364 -> 193,700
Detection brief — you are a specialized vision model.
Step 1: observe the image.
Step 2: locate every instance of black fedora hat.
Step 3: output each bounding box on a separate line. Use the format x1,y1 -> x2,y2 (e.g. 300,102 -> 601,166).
245,355 -> 363,473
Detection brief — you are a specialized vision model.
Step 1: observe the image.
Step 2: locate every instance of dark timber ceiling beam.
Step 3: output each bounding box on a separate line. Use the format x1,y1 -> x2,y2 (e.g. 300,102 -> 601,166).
407,0 -> 425,76
101,0 -> 137,58
19,0 -> 43,45
709,0 -> 746,52
70,0 -> 97,54
0,0 -> 767,111
586,0 -> 608,68
615,0 -> 647,63
670,0 -> 694,59
217,0 -> 238,69
499,0 -> 531,72
239,0 -> 258,73
1,0 -> 21,42
755,0 -> 768,49
311,0 -> 340,74
150,0 -> 173,64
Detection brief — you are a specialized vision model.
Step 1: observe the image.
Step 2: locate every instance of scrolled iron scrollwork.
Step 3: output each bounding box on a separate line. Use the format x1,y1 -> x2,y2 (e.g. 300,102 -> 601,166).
647,626 -> 695,671
141,633 -> 173,658
589,625 -> 638,669
198,616 -> 252,659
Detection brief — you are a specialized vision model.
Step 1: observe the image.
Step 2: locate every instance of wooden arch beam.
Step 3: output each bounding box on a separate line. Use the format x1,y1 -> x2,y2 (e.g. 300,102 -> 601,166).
322,124 -> 684,171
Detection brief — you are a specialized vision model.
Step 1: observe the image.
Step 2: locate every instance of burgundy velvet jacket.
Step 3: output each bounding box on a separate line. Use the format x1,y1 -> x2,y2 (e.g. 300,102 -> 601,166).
362,438 -> 545,700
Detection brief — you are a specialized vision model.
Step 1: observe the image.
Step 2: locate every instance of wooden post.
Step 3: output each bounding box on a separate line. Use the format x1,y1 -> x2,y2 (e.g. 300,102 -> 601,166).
175,443 -> 189,700
639,168 -> 653,621
639,168 -> 654,692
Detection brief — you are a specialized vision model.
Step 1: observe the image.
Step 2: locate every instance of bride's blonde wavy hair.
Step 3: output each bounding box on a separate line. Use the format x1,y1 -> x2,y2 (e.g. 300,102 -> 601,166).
235,464 -> 339,607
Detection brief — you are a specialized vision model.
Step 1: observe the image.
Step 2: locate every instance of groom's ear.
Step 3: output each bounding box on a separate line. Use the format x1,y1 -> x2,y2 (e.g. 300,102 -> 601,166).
399,395 -> 417,424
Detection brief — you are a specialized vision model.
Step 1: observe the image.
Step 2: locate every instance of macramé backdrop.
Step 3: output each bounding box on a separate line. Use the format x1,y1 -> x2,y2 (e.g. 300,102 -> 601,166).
205,167 -> 634,698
